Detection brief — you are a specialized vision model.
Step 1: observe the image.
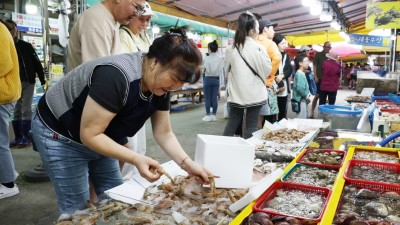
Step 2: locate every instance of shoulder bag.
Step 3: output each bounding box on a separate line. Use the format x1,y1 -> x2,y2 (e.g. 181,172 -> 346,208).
236,48 -> 269,101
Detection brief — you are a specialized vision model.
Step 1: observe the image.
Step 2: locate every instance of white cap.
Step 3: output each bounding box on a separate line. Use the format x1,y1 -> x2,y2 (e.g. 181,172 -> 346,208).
299,45 -> 312,52
142,2 -> 158,19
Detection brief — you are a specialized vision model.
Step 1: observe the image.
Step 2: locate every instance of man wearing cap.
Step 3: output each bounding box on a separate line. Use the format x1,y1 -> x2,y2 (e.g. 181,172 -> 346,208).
118,2 -> 157,182
67,0 -> 145,72
310,41 -> 331,118
256,19 -> 282,126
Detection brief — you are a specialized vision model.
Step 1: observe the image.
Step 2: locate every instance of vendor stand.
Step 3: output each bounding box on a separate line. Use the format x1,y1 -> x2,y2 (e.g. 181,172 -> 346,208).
232,145 -> 400,225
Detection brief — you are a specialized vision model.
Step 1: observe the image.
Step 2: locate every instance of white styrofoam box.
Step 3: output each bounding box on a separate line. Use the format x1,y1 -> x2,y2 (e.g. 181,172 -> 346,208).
194,134 -> 255,189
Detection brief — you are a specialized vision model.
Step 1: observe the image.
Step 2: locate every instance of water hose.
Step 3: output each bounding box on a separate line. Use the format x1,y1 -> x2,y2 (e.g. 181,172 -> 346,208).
378,131 -> 400,147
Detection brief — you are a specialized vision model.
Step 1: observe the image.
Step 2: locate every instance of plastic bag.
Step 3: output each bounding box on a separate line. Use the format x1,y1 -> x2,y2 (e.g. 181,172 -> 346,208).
308,72 -> 317,95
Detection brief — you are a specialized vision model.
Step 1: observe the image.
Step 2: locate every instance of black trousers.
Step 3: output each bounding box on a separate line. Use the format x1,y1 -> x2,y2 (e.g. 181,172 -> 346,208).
277,96 -> 288,121
319,90 -> 337,105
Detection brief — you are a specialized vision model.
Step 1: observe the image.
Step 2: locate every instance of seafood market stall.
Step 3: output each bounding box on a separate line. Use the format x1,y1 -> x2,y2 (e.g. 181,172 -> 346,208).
232,145 -> 400,225
48,118 -> 397,225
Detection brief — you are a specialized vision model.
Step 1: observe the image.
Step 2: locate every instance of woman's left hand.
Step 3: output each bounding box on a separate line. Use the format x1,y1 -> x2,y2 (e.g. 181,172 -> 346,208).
182,158 -> 213,183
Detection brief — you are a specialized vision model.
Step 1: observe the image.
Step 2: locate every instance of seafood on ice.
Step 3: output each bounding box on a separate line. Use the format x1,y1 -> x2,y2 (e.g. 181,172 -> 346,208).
261,129 -> 308,144
55,175 -> 247,225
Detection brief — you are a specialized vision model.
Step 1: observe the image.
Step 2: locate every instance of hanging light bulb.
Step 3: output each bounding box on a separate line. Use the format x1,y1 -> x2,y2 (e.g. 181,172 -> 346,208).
25,0 -> 38,14
330,20 -> 338,28
334,22 -> 341,30
325,8 -> 333,21
152,25 -> 160,34
310,1 -> 322,16
302,0 -> 315,7
320,10 -> 328,21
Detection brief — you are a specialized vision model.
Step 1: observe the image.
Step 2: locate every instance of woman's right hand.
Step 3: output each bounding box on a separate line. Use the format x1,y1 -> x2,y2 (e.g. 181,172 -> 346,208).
133,155 -> 162,182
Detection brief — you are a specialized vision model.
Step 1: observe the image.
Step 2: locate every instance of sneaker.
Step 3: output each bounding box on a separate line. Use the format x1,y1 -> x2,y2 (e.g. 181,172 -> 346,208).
0,184 -> 19,199
202,115 -> 212,122
211,115 -> 217,121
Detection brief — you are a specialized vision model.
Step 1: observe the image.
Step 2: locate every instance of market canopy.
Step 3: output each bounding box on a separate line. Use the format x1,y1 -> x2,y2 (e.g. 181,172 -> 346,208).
286,30 -> 345,46
152,12 -> 234,38
86,0 -> 370,38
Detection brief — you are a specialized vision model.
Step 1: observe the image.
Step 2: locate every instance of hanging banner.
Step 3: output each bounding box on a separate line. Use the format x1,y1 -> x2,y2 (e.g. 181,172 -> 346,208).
366,2 -> 400,29
349,34 -> 391,47
49,18 -> 59,35
12,12 -> 43,34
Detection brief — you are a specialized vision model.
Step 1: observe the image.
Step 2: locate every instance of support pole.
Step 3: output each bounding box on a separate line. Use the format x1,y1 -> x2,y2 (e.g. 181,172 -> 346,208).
389,29 -> 397,72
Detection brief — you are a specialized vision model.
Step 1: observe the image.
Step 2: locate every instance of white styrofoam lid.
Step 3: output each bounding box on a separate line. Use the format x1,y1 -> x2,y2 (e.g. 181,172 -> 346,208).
229,168 -> 283,213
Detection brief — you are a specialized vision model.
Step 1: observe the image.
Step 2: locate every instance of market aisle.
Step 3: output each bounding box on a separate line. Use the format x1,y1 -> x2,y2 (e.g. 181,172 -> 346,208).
1,88 -> 355,225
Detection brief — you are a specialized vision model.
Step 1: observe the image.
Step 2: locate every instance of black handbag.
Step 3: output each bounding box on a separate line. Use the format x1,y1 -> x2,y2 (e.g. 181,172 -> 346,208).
291,99 -> 301,113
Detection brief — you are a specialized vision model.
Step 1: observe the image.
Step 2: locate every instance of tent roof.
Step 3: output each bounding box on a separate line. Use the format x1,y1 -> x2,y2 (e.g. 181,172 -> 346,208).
151,0 -> 371,36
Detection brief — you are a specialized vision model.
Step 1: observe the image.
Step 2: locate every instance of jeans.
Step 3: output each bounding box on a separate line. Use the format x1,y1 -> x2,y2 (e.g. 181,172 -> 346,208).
0,102 -> 17,183
223,105 -> 262,139
14,81 -> 35,120
31,113 -> 122,214
203,77 -> 220,115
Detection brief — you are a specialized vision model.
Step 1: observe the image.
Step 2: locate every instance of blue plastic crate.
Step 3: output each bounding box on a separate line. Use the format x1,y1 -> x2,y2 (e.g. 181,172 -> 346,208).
371,95 -> 391,103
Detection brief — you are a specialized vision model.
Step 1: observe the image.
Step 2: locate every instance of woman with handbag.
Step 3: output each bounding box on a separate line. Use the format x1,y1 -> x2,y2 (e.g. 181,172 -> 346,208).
292,54 -> 311,119
272,34 -> 292,121
223,12 -> 271,139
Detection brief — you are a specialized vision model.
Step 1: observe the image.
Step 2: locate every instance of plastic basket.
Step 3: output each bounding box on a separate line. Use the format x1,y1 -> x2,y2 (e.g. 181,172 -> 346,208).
375,99 -> 395,105
334,180 -> 400,224
353,150 -> 399,164
380,108 -> 400,113
297,149 -> 346,169
344,160 -> 400,188
253,181 -> 331,222
371,95 -> 391,102
281,164 -> 338,188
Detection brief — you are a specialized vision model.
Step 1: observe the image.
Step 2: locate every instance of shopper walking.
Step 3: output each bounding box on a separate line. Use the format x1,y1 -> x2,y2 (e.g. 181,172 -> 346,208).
67,0 -> 145,71
292,55 -> 311,119
310,41 -> 331,118
223,12 -> 271,139
256,18 -> 281,126
118,2 -> 157,182
319,51 -> 341,105
31,29 -> 212,216
6,20 -> 46,148
202,40 -> 224,122
272,34 -> 292,121
0,20 -> 21,199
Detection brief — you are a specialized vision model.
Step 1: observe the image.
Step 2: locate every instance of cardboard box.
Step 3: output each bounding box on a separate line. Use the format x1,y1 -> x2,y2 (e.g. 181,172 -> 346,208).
194,134 -> 255,188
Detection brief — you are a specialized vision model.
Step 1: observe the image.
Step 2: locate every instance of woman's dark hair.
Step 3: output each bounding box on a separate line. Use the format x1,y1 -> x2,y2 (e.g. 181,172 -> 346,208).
0,18 -> 13,31
272,34 -> 285,46
209,40 -> 218,52
294,54 -> 307,71
147,27 -> 202,84
234,12 -> 257,49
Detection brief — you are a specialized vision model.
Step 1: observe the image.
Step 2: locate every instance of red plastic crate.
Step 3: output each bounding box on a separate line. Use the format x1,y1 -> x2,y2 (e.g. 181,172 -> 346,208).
253,181 -> 331,222
352,150 -> 399,164
375,99 -> 395,106
380,108 -> 400,113
344,160 -> 400,188
334,180 -> 400,224
296,149 -> 346,169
